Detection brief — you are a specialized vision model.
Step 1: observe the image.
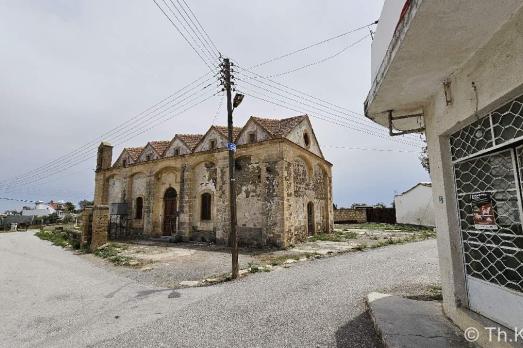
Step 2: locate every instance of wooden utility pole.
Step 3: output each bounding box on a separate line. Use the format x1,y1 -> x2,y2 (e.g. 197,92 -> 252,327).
222,58 -> 239,279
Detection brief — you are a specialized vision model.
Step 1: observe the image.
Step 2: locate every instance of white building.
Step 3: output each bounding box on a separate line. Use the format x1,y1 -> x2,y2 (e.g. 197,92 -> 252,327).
22,201 -> 56,217
365,1 -> 523,346
394,182 -> 434,227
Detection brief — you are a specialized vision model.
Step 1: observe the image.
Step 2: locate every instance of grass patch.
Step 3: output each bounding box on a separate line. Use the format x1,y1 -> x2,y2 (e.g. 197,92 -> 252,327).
35,228 -> 81,249
353,243 -> 367,251
339,223 -> 433,232
94,243 -> 138,266
309,230 -> 358,242
247,262 -> 271,273
258,252 -> 321,266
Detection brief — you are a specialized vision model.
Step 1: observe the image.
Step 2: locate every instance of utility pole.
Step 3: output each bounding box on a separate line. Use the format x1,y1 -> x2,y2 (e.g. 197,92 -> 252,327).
221,57 -> 239,279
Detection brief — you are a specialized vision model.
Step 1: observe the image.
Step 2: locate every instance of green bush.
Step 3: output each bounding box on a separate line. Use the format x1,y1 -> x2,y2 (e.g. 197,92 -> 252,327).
35,229 -> 69,248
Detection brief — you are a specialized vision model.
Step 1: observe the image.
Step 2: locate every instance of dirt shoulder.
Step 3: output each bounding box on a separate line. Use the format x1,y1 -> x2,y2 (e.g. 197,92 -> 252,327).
75,223 -> 435,289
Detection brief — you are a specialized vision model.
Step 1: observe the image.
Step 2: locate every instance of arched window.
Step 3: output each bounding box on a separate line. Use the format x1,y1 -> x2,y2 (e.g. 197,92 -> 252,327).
201,193 -> 212,221
135,197 -> 143,219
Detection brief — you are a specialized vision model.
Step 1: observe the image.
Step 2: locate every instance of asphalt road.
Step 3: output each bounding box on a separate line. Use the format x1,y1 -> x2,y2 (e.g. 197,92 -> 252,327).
0,231 -> 439,348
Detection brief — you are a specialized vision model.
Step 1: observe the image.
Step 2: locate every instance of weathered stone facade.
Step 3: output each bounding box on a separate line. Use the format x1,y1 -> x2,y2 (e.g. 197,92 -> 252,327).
93,115 -> 333,248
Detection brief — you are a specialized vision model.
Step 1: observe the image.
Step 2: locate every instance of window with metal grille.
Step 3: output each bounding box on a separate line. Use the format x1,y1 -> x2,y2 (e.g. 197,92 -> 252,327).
454,150 -> 523,293
450,94 -> 523,161
135,197 -> 143,220
201,193 -> 212,221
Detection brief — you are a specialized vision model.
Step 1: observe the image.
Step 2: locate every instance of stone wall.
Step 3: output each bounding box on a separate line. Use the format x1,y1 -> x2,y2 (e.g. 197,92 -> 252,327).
93,138 -> 333,248
334,208 -> 367,223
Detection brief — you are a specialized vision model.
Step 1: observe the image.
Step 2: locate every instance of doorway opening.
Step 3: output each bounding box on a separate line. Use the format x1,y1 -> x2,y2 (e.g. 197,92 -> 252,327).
307,202 -> 315,235
163,187 -> 177,236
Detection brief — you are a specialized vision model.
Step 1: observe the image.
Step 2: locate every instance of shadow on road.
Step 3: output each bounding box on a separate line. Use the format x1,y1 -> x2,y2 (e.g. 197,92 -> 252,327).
335,310 -> 382,348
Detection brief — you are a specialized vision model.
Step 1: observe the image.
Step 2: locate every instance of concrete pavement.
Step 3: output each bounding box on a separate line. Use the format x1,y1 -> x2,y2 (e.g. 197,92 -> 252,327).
367,292 -> 471,347
0,231 -> 439,347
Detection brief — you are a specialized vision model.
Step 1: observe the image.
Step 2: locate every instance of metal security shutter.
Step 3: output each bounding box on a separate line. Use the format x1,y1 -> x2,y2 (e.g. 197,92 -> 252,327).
450,93 -> 523,328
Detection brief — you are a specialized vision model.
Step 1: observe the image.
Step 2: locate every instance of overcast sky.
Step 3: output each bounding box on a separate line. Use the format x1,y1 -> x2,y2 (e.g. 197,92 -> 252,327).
0,0 -> 429,212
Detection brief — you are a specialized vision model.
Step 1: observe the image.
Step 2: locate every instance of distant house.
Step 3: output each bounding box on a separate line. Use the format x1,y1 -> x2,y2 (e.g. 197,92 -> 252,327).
394,183 -> 434,227
47,200 -> 67,219
22,201 -> 56,217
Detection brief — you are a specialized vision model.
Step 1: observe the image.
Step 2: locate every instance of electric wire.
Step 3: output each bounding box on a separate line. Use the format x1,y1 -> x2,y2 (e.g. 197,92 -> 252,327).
236,76 -> 411,141
237,87 -> 421,148
234,63 -> 422,143
174,0 -> 221,58
250,20 -> 378,69
179,0 -> 221,56
265,34 -> 370,78
152,0 -> 215,71
0,71 -> 215,190
3,88 -> 217,190
0,74 -> 218,190
2,90 -> 217,192
163,0 -> 218,65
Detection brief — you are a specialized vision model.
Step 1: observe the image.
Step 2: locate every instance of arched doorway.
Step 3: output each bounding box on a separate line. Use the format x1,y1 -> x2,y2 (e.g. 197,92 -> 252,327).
163,187 -> 177,236
307,202 -> 314,235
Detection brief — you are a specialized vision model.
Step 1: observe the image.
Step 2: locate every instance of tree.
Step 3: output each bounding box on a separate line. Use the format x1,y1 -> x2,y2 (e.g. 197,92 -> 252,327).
351,203 -> 367,208
64,202 -> 75,213
374,202 -> 386,208
78,200 -> 94,211
419,137 -> 430,173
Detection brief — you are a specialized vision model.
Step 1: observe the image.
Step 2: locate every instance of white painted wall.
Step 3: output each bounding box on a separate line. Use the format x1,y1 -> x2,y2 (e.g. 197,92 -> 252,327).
394,184 -> 434,226
422,5 -> 523,338
371,0 -> 406,81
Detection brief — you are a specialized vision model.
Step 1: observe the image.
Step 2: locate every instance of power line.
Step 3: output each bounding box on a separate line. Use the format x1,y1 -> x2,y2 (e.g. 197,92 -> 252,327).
174,0 -> 221,57
236,76 -> 406,140
163,0 -> 218,64
1,88 -> 218,192
239,88 -> 421,148
0,74 -> 218,191
212,92 -> 225,124
0,197 -> 37,204
233,63 -> 422,143
265,34 -> 370,78
179,0 -> 221,56
0,72 -> 215,188
235,73 -> 421,146
152,0 -> 215,71
4,0 -> 224,192
323,145 -> 418,153
250,20 -> 378,69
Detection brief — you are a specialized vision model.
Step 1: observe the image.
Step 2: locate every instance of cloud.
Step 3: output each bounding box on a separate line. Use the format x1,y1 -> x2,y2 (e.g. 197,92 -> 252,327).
0,0 -> 427,212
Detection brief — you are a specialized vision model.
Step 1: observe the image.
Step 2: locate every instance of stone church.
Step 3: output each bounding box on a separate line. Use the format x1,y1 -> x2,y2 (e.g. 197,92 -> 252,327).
93,114 -> 333,247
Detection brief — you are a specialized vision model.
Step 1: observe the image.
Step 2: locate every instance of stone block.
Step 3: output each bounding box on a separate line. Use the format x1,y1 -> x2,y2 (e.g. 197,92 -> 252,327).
80,207 -> 93,247
90,205 -> 109,252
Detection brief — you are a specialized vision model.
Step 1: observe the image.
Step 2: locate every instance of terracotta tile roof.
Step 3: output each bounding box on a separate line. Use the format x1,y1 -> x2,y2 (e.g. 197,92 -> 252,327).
149,141 -> 170,156
177,134 -> 204,150
126,147 -> 144,161
252,115 -> 307,137
214,126 -> 242,140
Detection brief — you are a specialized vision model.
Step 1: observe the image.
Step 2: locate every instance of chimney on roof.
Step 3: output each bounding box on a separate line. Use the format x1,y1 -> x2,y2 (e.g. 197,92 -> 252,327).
96,142 -> 113,171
